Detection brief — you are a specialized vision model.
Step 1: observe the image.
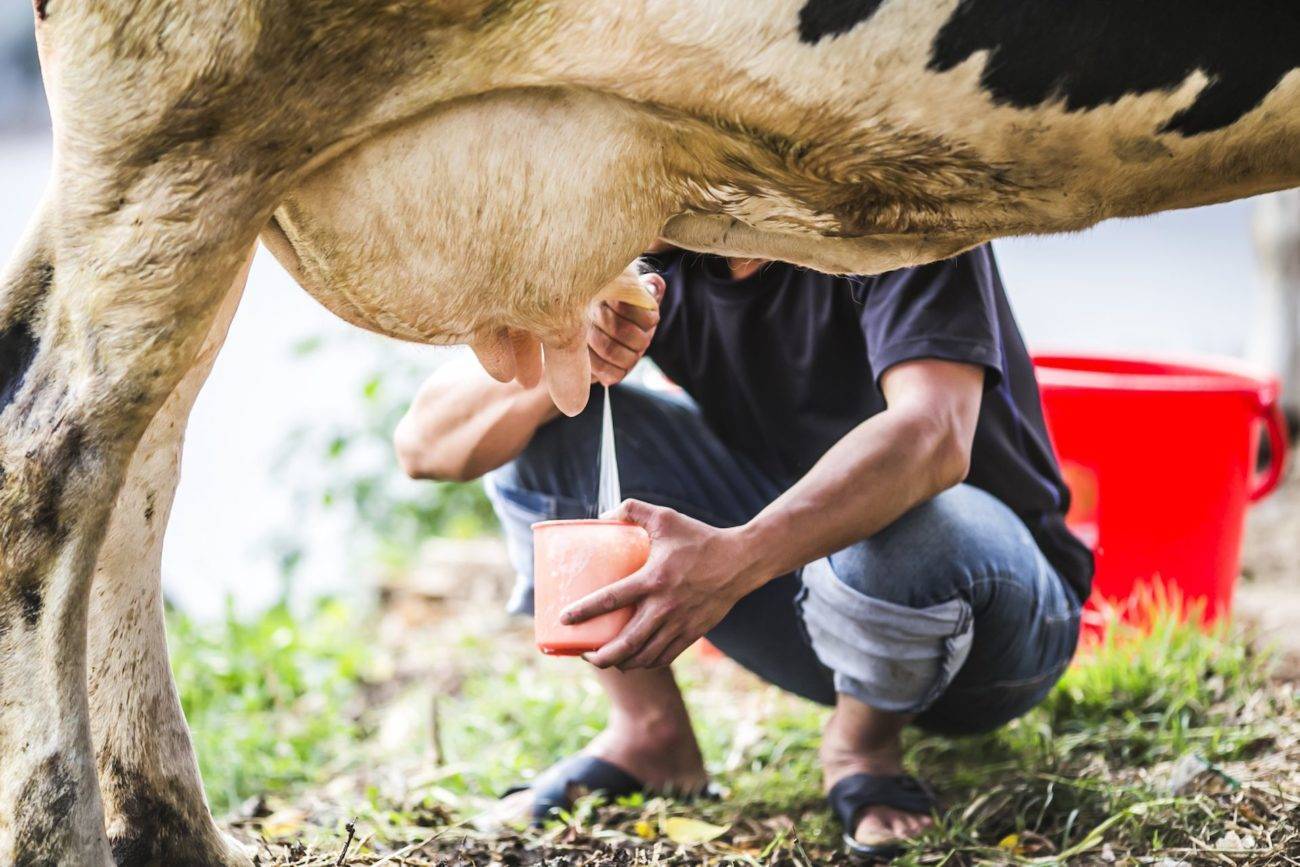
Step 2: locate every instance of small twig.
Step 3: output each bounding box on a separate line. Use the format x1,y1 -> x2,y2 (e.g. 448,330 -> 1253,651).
370,825 -> 460,867
334,821 -> 357,866
430,694 -> 445,768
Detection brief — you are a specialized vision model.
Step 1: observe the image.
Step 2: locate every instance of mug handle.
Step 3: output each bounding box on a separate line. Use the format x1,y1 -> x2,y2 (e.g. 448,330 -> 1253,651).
1249,387 -> 1288,503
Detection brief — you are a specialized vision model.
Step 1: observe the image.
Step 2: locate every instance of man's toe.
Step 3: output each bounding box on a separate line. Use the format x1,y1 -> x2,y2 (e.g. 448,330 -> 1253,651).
887,811 -> 915,837
855,810 -> 899,843
475,789 -> 533,831
854,806 -> 930,844
899,813 -> 927,835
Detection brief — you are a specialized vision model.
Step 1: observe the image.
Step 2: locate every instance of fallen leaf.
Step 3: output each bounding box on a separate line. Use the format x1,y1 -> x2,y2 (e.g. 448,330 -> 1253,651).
1237,802 -> 1266,825
261,808 -> 308,838
634,820 -> 655,839
662,816 -> 729,846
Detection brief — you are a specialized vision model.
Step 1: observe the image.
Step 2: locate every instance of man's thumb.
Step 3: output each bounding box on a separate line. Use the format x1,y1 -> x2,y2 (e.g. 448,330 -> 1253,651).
602,498 -> 654,527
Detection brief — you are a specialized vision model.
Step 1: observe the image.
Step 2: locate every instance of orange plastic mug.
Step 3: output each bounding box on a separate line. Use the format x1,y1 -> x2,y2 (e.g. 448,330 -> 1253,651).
532,519 -> 650,656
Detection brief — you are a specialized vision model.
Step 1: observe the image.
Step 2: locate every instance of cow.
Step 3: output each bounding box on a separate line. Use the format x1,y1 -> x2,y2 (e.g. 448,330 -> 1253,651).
1,1 -> 1297,863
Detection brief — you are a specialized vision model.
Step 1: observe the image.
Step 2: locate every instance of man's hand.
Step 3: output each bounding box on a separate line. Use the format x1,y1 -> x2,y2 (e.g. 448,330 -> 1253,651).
587,274 -> 665,386
560,499 -> 760,670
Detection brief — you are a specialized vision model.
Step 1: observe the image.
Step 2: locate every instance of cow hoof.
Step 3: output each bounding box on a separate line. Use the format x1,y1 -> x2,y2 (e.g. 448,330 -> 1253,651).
107,828 -> 255,867
217,830 -> 258,867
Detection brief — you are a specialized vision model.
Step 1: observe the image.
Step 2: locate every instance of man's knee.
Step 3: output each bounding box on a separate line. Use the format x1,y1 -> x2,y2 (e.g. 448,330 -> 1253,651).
824,485 -> 1038,607
800,555 -> 973,714
797,486 -> 1035,713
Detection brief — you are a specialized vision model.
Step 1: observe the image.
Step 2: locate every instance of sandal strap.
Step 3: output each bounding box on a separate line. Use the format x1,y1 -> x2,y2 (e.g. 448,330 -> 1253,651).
523,755 -> 645,823
828,773 -> 936,833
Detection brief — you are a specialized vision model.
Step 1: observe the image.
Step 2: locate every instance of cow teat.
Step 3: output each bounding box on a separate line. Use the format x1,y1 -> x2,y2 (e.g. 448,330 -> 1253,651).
542,337 -> 592,416
548,272 -> 659,415
469,270 -> 659,416
470,327 -> 544,388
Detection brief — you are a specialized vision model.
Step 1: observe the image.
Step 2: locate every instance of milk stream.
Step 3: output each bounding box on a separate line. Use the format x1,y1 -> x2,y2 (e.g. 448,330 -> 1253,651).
597,386 -> 621,516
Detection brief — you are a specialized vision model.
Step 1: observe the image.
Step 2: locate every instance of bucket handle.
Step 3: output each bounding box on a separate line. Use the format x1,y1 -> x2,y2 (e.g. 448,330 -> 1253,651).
1249,385 -> 1289,503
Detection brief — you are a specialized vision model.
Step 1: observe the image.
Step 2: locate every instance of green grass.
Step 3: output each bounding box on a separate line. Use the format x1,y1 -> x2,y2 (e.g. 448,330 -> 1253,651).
167,597 -> 378,814
893,606 -> 1287,862
169,597 -> 1298,863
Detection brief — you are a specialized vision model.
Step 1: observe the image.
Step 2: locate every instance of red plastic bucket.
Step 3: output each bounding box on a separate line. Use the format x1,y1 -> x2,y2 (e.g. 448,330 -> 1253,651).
1033,353 -> 1288,632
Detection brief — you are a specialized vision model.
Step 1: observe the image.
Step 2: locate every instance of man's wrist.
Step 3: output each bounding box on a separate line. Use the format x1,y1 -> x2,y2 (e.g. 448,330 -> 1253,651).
724,519 -> 787,594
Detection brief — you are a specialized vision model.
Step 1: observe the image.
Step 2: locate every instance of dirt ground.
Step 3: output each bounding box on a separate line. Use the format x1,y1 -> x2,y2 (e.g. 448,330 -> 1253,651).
1239,465 -> 1300,675
231,471 -> 1300,865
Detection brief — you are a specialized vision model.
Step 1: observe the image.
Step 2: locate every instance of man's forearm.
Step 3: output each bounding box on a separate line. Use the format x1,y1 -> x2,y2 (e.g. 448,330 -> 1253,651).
395,360 -> 560,481
733,408 -> 969,591
445,381 -> 560,480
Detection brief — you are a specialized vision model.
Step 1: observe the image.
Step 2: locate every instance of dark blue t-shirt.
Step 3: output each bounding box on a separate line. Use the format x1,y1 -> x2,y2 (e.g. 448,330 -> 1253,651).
645,245 -> 1094,599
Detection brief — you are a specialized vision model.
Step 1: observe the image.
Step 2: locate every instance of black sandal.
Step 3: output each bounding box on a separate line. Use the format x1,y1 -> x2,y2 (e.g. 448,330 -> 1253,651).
504,754 -> 720,825
828,773 -> 938,860
503,755 -> 649,825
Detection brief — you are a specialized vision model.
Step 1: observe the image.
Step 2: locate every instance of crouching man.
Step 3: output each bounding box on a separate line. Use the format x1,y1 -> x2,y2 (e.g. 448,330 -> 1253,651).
394,245 -> 1091,857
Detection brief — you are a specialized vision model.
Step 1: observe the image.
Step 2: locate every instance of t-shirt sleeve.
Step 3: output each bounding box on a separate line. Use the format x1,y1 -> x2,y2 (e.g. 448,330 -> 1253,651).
859,245 -> 1005,391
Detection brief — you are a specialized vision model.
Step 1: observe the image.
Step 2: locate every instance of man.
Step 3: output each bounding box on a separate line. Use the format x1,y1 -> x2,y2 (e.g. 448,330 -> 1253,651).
394,246 -> 1091,856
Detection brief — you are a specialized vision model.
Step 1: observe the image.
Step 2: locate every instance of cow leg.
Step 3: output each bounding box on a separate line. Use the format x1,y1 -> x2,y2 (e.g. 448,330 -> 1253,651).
1252,190 -> 1300,427
0,199 -> 123,867
0,177 -> 263,865
87,257 -> 253,867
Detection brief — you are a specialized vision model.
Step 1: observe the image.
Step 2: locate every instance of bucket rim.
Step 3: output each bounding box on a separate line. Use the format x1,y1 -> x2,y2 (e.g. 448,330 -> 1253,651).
531,519 -> 640,530
1031,349 -> 1279,396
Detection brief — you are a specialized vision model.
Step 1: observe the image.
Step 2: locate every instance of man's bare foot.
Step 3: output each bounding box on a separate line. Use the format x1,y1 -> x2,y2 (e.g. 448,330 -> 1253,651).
491,667 -> 708,826
492,711 -> 709,824
589,710 -> 711,793
820,702 -> 934,847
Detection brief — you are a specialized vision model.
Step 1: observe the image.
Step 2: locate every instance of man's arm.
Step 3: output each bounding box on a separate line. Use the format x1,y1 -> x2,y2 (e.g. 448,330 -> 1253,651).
739,358 -> 982,580
394,274 -> 665,482
563,358 -> 985,669
393,356 -> 560,482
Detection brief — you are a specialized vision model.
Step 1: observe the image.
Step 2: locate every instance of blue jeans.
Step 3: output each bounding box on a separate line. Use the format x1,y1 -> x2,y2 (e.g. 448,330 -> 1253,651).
487,384 -> 1081,735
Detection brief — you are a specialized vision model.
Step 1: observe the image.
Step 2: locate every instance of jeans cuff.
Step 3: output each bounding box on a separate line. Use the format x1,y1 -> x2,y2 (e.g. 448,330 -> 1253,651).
799,558 -> 973,714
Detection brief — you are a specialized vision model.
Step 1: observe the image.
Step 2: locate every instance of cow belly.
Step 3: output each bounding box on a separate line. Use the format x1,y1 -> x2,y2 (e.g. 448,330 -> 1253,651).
265,88 -> 675,347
